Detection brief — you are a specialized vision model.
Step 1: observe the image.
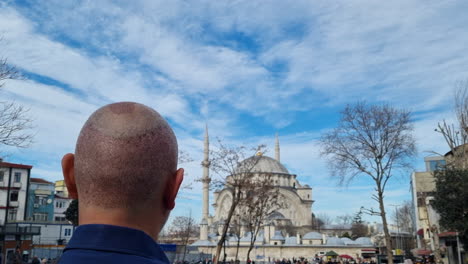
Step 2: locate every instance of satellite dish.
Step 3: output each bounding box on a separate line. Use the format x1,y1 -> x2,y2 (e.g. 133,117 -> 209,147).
47,199 -> 52,204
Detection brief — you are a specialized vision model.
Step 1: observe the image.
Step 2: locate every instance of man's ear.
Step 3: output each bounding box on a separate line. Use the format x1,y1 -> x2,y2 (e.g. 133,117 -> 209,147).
62,153 -> 78,199
163,168 -> 184,210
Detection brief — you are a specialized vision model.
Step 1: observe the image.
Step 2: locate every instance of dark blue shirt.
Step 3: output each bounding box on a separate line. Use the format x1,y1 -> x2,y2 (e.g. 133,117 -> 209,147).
59,224 -> 170,264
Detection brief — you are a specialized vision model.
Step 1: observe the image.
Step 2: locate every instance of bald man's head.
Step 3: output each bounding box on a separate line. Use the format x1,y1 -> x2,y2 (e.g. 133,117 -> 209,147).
72,102 -> 178,209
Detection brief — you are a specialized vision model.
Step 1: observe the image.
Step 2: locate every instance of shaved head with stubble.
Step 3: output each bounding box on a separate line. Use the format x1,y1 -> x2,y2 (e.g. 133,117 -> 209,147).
61,102 -> 184,239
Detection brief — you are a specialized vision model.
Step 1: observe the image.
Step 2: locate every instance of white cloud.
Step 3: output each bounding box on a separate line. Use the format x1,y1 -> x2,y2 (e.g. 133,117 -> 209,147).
2,0 -> 467,223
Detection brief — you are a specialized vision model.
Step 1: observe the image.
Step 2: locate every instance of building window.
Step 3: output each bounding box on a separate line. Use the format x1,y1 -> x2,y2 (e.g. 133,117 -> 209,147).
10,191 -> 18,202
33,213 -> 48,222
14,172 -> 21,182
64,228 -> 71,236
8,209 -> 17,221
35,196 -> 47,205
55,216 -> 66,222
429,160 -> 446,171
0,171 -> 4,182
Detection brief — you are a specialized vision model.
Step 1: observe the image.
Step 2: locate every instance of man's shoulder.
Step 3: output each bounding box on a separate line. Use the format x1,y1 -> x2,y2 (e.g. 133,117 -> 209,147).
59,249 -> 169,264
60,225 -> 170,264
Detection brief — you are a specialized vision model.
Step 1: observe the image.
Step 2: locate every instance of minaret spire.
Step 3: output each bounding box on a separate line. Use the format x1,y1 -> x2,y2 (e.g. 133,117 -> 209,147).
275,133 -> 280,162
201,124 -> 211,222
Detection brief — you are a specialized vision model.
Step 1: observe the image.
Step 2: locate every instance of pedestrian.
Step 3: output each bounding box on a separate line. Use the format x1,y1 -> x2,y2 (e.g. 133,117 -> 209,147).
32,256 -> 41,264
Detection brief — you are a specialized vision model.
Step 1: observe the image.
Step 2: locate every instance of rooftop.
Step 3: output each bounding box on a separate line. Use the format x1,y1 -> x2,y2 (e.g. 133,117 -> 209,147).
0,161 -> 33,169
30,178 -> 53,184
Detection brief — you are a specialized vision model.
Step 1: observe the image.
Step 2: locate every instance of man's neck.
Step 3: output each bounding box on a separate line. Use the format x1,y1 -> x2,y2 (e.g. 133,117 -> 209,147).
78,205 -> 167,241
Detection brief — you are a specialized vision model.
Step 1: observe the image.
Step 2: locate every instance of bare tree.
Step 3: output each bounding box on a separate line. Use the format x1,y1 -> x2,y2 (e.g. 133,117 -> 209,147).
319,102 -> 416,264
351,210 -> 368,238
0,55 -> 33,152
336,214 -> 353,226
316,213 -> 333,226
242,173 -> 283,262
392,201 -> 414,233
0,58 -> 22,86
435,80 -> 468,168
277,221 -> 296,237
210,139 -> 266,264
178,150 -> 195,190
230,216 -> 243,262
168,215 -> 199,263
432,80 -> 468,260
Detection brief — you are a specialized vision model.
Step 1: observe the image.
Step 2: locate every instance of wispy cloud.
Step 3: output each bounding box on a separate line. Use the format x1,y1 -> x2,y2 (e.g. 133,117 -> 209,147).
1,0 -> 466,222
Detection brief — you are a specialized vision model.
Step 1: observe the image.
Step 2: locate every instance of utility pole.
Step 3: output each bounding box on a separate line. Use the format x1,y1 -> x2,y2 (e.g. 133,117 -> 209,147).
456,232 -> 462,264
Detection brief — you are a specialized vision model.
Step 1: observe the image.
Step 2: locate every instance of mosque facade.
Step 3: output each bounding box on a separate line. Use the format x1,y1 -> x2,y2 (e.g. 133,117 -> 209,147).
192,128 -> 377,261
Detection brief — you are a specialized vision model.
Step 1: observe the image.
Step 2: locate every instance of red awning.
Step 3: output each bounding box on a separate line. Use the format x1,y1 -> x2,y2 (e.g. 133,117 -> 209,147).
438,232 -> 457,237
340,255 -> 353,259
416,249 -> 432,256
417,228 -> 424,236
361,249 -> 376,253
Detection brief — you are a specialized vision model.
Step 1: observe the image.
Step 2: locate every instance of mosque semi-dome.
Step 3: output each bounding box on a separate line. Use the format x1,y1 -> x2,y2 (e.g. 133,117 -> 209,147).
326,237 -> 346,246
355,237 -> 373,245
236,155 -> 290,174
303,232 -> 322,240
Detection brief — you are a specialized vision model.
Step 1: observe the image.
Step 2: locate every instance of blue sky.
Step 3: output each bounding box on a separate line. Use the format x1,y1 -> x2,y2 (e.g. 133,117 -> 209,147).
1,0 -> 467,225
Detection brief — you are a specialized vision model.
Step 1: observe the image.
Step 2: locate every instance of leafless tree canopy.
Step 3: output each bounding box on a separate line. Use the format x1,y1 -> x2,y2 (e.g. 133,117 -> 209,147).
0,58 -> 22,87
0,102 -> 33,149
0,57 -> 33,152
319,102 -> 416,264
209,139 -> 266,264
320,102 -> 416,187
351,223 -> 369,239
241,173 -> 283,261
436,80 -> 468,168
336,214 -> 353,226
166,215 -> 199,263
391,201 -> 414,233
316,212 -> 333,226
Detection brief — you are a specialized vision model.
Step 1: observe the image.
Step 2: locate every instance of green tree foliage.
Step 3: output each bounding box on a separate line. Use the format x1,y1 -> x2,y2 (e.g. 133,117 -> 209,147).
432,168 -> 468,250
341,232 -> 351,238
65,199 -> 79,226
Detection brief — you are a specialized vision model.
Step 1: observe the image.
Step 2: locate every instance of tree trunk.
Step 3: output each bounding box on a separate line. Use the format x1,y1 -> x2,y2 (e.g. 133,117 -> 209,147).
246,225 -> 260,263
214,192 -> 239,264
246,247 -> 253,263
378,189 -> 394,264
235,237 -> 241,261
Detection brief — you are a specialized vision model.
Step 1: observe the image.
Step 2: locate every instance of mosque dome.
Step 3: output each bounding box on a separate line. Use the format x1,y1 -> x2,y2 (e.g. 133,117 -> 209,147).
236,155 -> 289,174
303,232 -> 322,240
355,237 -> 373,245
326,237 -> 346,246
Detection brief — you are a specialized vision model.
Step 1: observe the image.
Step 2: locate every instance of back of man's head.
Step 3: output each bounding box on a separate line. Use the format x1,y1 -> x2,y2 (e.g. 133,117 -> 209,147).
62,102 -> 183,221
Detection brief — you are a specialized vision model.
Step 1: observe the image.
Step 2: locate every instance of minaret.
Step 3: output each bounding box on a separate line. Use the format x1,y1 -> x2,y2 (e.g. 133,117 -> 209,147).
201,124 -> 211,221
275,133 -> 280,162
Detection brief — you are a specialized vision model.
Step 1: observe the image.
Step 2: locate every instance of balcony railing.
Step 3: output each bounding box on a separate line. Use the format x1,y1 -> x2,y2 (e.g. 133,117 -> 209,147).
12,182 -> 22,188
0,225 -> 41,235
9,201 -> 19,207
33,237 -> 68,246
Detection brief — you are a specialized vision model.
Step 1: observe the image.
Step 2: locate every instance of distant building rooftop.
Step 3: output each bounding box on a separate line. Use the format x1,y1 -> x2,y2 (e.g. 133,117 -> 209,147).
0,161 -> 33,169
30,178 -> 53,184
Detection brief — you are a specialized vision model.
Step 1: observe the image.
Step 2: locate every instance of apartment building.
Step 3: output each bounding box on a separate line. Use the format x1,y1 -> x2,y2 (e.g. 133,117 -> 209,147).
0,160 -> 33,225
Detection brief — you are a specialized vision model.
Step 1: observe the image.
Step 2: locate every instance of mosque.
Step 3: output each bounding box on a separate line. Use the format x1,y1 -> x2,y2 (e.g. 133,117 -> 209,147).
191,127 -> 377,261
